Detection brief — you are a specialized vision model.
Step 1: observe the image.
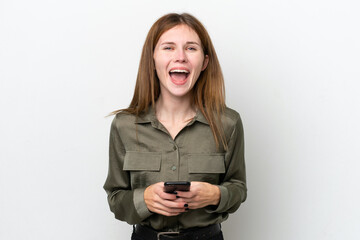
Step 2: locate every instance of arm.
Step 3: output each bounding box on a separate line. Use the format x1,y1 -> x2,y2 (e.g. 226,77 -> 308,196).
103,118 -> 152,224
211,116 -> 247,213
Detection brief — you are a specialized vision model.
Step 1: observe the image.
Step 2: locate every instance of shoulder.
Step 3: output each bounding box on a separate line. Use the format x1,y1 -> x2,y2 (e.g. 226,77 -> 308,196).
223,107 -> 241,122
221,107 -> 243,136
222,107 -> 242,126
111,111 -> 137,130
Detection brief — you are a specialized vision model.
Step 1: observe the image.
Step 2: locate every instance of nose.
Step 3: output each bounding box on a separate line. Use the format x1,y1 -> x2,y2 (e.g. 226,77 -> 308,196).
174,48 -> 187,62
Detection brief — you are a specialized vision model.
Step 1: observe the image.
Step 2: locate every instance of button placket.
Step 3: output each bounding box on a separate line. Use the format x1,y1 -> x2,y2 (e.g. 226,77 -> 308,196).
169,140 -> 179,175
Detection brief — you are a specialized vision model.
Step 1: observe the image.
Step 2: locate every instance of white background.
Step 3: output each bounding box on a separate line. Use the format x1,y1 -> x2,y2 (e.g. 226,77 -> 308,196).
1,0 -> 359,239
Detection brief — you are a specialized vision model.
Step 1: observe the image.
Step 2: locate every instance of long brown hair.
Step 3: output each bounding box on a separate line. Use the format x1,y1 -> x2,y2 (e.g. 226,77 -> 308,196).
112,13 -> 227,150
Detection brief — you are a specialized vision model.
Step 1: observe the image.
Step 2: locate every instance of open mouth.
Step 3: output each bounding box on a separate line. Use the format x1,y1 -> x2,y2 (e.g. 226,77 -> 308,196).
169,69 -> 190,85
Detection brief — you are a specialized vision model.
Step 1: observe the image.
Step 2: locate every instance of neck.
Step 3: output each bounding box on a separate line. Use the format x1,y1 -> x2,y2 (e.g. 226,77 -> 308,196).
155,94 -> 196,123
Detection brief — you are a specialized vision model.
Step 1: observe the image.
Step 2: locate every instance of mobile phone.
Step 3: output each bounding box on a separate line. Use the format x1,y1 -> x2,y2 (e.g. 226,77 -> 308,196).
164,181 -> 191,193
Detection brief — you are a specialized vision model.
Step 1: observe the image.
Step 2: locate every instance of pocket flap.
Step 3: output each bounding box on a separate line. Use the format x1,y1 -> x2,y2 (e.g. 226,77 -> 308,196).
123,151 -> 161,171
188,154 -> 225,173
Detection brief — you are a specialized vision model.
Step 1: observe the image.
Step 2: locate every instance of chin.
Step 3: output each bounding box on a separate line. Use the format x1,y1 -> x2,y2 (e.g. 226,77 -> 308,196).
165,86 -> 192,98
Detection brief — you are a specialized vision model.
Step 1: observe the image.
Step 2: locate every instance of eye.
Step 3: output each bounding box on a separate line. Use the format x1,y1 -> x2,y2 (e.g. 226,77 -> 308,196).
163,46 -> 173,50
187,46 -> 197,51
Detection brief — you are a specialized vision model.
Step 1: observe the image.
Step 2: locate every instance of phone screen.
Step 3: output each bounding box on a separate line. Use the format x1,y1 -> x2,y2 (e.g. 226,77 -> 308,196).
164,181 -> 191,193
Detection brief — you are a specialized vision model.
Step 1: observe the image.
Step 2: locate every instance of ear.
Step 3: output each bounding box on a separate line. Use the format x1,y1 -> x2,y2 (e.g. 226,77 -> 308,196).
201,55 -> 209,71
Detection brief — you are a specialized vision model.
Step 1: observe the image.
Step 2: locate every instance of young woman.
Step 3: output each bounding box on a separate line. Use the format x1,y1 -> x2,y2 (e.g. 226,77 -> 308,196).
104,13 -> 247,240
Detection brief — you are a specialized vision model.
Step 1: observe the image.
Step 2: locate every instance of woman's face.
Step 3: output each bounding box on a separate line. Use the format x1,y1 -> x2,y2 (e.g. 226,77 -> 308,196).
153,24 -> 209,99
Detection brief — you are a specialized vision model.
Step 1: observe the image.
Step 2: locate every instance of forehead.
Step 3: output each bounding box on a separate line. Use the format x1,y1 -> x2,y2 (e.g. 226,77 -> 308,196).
157,24 -> 201,44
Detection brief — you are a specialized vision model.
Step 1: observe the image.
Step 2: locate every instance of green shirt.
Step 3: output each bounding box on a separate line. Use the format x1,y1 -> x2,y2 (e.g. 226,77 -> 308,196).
103,107 -> 247,231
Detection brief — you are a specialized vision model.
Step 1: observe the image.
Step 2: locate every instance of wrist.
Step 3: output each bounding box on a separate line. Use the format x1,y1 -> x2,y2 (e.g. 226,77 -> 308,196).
144,185 -> 151,202
211,185 -> 221,205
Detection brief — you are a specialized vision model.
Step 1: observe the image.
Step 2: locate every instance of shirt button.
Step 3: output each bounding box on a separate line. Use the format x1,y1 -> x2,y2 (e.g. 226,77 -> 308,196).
171,165 -> 177,171
173,145 -> 177,150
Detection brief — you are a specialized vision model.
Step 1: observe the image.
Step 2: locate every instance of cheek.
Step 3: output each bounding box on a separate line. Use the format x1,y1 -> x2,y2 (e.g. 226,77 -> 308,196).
191,64 -> 203,80
193,56 -> 206,72
154,61 -> 168,83
154,57 -> 168,72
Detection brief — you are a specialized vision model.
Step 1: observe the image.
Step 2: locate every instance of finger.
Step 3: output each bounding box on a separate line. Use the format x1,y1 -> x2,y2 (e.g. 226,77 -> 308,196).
151,193 -> 186,209
160,198 -> 188,209
148,202 -> 183,215
152,201 -> 187,214
158,191 -> 178,201
186,200 -> 201,208
176,190 -> 194,199
148,201 -> 183,216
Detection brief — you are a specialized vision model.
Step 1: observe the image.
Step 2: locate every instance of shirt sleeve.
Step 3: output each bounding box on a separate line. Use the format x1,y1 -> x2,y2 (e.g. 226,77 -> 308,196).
103,117 -> 153,224
205,115 -> 247,213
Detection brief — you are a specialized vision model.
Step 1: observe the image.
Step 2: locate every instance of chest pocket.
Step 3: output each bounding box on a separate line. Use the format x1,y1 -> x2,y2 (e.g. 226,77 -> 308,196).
123,151 -> 161,188
187,154 -> 225,184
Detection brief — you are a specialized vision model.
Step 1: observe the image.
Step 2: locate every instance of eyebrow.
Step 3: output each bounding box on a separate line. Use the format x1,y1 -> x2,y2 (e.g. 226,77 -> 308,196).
160,41 -> 201,46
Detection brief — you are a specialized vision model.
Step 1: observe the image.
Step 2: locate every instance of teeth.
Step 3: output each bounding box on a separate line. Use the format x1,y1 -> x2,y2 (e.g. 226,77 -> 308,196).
170,69 -> 189,73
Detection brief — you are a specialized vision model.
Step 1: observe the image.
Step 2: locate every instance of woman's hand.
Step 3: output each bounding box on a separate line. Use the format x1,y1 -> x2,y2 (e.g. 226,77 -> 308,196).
144,182 -> 187,216
176,182 -> 221,209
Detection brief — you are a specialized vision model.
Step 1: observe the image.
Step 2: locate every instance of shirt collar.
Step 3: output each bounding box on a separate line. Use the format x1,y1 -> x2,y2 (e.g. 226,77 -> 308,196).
134,106 -> 209,125
193,109 -> 209,125
134,106 -> 156,124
